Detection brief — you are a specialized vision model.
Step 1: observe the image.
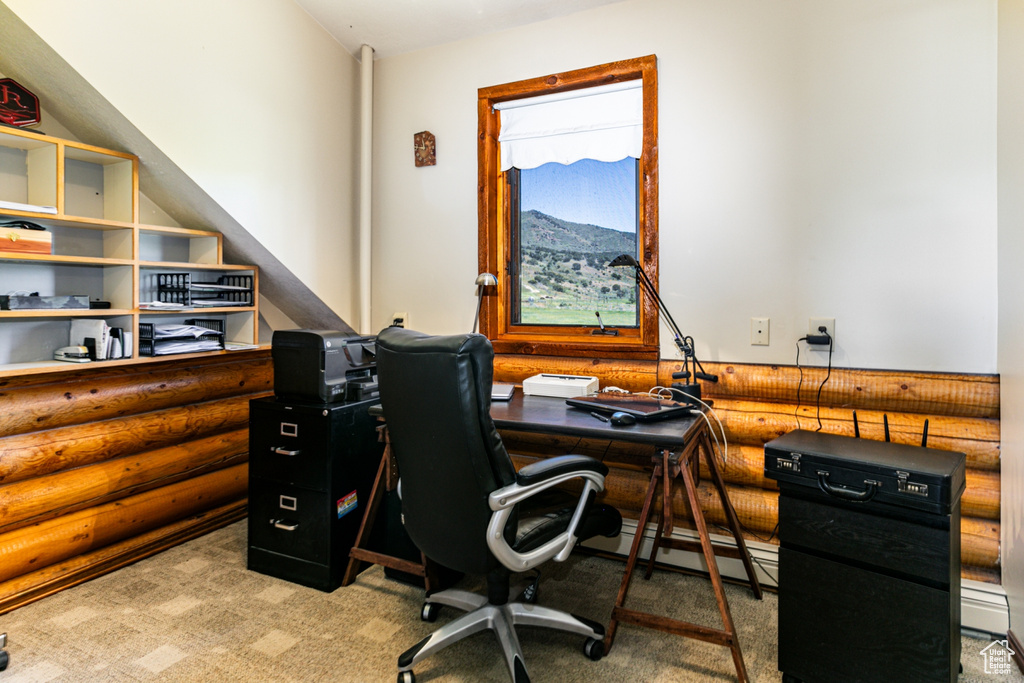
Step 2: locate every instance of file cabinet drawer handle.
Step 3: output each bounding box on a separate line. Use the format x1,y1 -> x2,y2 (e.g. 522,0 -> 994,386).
272,447 -> 301,456
271,518 -> 299,531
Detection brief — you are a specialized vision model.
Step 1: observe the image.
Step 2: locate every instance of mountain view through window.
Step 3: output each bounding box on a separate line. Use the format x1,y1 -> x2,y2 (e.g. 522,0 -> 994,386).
515,157 -> 639,327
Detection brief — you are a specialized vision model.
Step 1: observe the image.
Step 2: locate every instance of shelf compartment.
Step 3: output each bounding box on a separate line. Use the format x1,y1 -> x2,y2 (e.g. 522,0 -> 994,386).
0,130 -> 58,214
139,225 -> 222,265
0,261 -> 134,310
150,272 -> 253,308
139,318 -> 225,357
62,142 -> 135,223
138,309 -> 256,347
0,313 -> 135,367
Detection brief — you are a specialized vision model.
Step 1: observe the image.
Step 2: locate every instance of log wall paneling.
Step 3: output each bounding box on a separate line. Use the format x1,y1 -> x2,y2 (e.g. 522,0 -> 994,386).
0,395 -> 255,485
0,350 -> 272,614
695,363 -> 1000,419
0,354 -> 273,437
495,354 -> 1001,583
0,465 -> 247,585
0,430 -> 250,534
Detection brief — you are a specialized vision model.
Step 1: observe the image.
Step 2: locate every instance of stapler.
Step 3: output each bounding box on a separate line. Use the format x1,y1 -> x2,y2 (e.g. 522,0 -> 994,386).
54,345 -> 91,363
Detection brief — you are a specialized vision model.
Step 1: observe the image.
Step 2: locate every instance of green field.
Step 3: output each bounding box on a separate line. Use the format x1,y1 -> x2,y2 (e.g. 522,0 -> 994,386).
518,307 -> 637,326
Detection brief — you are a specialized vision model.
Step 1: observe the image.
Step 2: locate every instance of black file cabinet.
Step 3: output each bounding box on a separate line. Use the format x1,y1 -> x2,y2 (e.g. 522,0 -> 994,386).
765,430 -> 965,683
247,396 -> 384,591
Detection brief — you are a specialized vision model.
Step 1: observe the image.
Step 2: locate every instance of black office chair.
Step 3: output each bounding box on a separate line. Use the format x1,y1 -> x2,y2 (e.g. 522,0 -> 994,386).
376,327 -> 622,683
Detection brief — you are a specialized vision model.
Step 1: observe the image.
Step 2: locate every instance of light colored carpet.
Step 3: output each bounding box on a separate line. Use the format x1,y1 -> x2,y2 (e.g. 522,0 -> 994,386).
0,521 -> 1018,682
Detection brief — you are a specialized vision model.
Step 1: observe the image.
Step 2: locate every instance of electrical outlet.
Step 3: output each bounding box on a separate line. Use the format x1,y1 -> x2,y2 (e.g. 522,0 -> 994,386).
391,311 -> 408,328
751,317 -> 769,346
808,318 -> 835,346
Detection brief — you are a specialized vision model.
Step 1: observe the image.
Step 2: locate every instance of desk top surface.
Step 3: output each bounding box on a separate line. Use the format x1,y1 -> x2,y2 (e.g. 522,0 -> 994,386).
490,392 -> 701,447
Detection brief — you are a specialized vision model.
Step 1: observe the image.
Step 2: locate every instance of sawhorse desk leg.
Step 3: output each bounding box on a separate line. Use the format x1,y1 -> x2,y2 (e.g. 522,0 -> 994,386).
604,424 -> 762,682
342,425 -> 438,593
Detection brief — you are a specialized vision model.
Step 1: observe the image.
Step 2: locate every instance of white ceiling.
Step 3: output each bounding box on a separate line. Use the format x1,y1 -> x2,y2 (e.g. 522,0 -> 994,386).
293,0 -> 628,60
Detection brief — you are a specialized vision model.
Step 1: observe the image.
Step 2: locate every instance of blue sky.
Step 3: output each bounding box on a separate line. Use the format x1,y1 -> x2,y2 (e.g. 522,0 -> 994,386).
520,157 -> 637,233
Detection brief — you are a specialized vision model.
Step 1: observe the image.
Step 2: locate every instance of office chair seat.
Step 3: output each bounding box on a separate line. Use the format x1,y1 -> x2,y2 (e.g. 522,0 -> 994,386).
512,488 -> 620,554
375,328 -> 622,683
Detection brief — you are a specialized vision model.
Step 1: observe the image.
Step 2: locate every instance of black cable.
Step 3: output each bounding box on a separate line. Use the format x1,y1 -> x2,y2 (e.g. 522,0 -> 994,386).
794,337 -> 807,429
814,334 -> 834,432
714,520 -> 780,545
711,522 -> 780,585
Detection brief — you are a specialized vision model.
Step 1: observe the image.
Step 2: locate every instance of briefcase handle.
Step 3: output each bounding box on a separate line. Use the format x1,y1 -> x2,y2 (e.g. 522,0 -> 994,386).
816,470 -> 881,502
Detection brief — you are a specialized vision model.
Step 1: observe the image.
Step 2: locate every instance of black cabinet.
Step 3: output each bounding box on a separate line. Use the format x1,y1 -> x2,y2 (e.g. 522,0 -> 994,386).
247,396 -> 384,591
765,430 -> 964,683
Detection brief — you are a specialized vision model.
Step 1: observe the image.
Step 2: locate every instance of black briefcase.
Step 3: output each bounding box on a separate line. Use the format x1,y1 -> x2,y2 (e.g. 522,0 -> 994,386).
764,429 -> 965,515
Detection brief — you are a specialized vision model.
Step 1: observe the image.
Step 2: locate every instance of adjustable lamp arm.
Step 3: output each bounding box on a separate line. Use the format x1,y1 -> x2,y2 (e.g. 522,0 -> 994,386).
608,254 -> 689,357
608,254 -> 717,385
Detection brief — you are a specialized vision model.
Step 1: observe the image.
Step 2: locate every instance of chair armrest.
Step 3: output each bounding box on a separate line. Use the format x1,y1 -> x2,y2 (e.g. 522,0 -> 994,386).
489,455 -> 607,512
486,455 -> 608,572
515,455 -> 608,487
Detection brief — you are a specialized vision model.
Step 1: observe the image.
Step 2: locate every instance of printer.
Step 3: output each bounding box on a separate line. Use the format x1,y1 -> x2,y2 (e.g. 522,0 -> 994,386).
271,330 -> 378,404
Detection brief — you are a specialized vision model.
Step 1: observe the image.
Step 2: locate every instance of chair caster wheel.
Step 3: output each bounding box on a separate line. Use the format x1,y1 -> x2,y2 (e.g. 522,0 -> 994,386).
421,602 -> 440,622
583,637 -> 604,661
398,670 -> 415,683
0,650 -> 8,672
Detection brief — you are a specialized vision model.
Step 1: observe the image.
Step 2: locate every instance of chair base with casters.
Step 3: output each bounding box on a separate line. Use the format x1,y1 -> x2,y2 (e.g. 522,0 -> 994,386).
398,586 -> 606,683
392,467 -> 620,683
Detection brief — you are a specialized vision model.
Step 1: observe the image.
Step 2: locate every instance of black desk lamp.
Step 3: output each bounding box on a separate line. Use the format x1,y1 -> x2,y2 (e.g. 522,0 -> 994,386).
608,254 -> 718,405
472,272 -> 497,333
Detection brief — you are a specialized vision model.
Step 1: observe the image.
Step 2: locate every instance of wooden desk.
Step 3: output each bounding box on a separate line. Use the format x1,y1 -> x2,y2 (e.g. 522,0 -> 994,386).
493,393 -> 762,682
348,393 -> 761,681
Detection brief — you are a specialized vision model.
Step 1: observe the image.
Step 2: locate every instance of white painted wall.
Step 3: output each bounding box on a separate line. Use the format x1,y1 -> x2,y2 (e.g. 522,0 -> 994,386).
3,0 -> 361,324
998,0 -> 1024,644
372,0 -> 998,373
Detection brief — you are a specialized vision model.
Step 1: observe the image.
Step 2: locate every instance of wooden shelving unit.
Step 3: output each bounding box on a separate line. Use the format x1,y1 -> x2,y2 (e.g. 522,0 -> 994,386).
0,127 -> 259,376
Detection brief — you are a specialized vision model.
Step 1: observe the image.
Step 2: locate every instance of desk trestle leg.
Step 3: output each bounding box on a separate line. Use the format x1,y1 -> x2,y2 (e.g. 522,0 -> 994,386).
604,425 -> 761,682
342,426 -> 438,593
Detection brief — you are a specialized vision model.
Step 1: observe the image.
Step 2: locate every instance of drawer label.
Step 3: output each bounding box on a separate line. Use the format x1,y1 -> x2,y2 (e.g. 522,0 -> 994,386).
337,491 -> 358,519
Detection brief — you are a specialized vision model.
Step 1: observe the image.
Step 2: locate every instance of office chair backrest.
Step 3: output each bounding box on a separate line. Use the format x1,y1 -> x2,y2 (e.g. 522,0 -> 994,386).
376,327 -> 517,575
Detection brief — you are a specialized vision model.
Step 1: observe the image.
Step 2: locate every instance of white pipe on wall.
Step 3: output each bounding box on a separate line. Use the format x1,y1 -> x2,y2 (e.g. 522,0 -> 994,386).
359,44 -> 374,334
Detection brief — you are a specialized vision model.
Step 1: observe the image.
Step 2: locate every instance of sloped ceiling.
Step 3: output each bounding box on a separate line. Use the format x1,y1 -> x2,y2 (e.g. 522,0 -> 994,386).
0,3 -> 356,335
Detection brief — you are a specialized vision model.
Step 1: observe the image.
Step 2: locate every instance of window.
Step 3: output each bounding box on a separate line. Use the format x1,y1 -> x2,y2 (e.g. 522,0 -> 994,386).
477,56 -> 658,359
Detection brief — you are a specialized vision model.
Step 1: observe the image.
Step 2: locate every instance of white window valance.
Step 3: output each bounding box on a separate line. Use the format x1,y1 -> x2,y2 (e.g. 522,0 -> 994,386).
495,80 -> 642,171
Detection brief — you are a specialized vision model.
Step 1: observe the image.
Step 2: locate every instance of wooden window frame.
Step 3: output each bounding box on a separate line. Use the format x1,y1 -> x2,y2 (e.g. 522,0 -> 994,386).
477,55 -> 659,360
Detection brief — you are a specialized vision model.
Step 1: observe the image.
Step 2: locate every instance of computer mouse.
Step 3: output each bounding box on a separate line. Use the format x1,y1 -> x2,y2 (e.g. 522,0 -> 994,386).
609,411 -> 636,426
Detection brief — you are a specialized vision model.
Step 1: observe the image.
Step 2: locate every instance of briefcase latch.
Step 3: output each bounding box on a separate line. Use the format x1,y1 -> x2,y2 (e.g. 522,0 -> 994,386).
776,453 -> 802,473
896,470 -> 928,497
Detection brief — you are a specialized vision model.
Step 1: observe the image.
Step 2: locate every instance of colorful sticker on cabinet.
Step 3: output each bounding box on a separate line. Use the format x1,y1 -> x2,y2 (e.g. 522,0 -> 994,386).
337,491 -> 358,519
